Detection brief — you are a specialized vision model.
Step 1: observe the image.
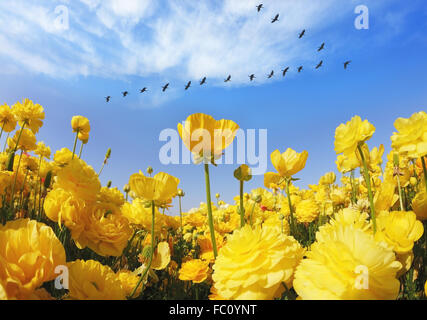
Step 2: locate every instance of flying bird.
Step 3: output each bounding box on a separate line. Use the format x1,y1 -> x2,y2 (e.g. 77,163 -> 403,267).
318,42 -> 325,52
282,67 -> 289,77
140,87 -> 147,93
271,14 -> 279,23
268,70 -> 274,79
315,60 -> 323,69
224,75 -> 231,82
122,91 -> 129,97
256,4 -> 263,12
249,74 -> 256,81
298,66 -> 303,73
105,96 -> 111,103
162,83 -> 169,92
200,77 -> 207,85
299,29 -> 306,38
185,81 -> 191,90
344,61 -> 352,69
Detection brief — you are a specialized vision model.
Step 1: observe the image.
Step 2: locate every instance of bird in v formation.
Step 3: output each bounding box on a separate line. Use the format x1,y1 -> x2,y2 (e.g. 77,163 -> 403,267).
107,6 -> 351,101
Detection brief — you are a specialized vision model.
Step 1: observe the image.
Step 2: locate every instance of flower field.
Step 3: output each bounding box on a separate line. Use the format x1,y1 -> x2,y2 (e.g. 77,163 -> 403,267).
0,99 -> 426,300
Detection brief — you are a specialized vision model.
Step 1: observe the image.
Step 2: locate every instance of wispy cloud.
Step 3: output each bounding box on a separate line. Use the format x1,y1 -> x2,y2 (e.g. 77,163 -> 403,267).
0,0 -> 409,89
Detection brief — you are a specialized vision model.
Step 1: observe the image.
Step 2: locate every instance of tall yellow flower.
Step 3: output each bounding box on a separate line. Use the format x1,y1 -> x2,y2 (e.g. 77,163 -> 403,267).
294,225 -> 401,300
334,116 -> 375,156
129,171 -> 179,206
71,116 -> 90,135
7,128 -> 37,152
412,182 -> 427,220
391,111 -> 427,159
12,98 -> 45,133
0,104 -> 17,133
295,198 -> 320,224
336,153 -> 359,173
177,113 -> 239,164
212,225 -> 305,300
179,259 -> 210,284
67,260 -> 126,300
0,219 -> 66,299
35,141 -> 51,159
268,148 -> 308,179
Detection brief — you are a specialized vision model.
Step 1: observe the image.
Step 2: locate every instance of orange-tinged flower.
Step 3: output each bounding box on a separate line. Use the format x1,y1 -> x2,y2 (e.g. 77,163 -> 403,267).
178,113 -> 239,164
0,219 -> 66,299
179,259 -> 210,283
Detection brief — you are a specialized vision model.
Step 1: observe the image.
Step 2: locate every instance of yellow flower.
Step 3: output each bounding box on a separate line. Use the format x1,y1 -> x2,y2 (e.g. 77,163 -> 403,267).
151,241 -> 171,270
35,141 -> 51,159
71,116 -> 90,135
319,172 -> 336,185
117,270 -> 142,297
212,225 -> 305,300
177,113 -> 239,164
0,104 -> 17,133
334,116 -> 375,156
55,158 -> 101,202
375,211 -> 424,254
12,99 -> 45,133
74,202 -> 132,257
268,148 -> 308,179
129,171 -> 179,204
7,128 -> 37,152
67,260 -> 125,300
179,259 -> 210,284
122,199 -> 165,234
294,225 -> 401,300
0,219 -> 66,299
391,111 -> 427,159
295,199 -> 320,224
197,233 -> 225,262
234,164 -> 252,181
412,182 -> 427,221
98,187 -> 125,208
53,148 -> 74,167
336,153 -> 359,173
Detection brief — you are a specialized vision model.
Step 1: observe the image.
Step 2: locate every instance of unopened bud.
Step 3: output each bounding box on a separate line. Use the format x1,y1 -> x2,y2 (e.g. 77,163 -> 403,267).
123,184 -> 130,193
147,166 -> 153,175
105,148 -> 112,159
44,171 -> 52,189
106,180 -> 112,188
252,194 -> 262,203
177,189 -> 185,197
393,153 -> 399,167
278,214 -> 285,221
6,152 -> 15,172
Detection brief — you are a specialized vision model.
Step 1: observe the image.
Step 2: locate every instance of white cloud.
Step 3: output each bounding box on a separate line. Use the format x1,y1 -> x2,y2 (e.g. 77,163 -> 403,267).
0,0 -> 406,89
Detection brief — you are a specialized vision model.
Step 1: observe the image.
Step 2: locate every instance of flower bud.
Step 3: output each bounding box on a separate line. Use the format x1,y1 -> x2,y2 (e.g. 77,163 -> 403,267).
278,214 -> 285,221
107,180 -> 112,188
105,148 -> 112,159
123,184 -> 130,193
234,164 -> 252,182
6,152 -> 15,172
146,166 -> 153,175
252,194 -> 262,203
177,189 -> 185,197
44,171 -> 52,189
215,193 -> 220,199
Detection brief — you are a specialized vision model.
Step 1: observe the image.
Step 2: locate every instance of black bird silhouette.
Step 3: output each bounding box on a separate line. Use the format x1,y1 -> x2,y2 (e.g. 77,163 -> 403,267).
298,66 -> 303,73
224,75 -> 231,83
105,96 -> 111,103
162,83 -> 169,92
268,70 -> 274,79
282,67 -> 289,77
200,77 -> 207,85
140,87 -> 147,93
316,60 -> 323,69
344,61 -> 352,69
185,81 -> 191,90
249,74 -> 256,81
318,42 -> 325,52
122,91 -> 129,97
299,29 -> 306,38
256,4 -> 263,12
271,14 -> 279,23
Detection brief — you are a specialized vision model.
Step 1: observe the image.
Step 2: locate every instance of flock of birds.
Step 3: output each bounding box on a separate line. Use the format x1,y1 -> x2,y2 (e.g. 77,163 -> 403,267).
105,4 -> 352,103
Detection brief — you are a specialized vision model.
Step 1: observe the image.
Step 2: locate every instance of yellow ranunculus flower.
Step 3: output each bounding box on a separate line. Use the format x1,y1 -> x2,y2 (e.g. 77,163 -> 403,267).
391,111 -> 427,159
177,113 -> 239,164
334,116 -> 375,156
122,199 -> 165,234
0,104 -> 17,133
295,199 -> 320,224
7,128 -> 37,152
0,219 -> 66,299
336,153 -> 359,173
375,211 -> 424,254
151,242 -> 171,270
412,182 -> 427,220
55,158 -> 101,202
179,259 -> 210,284
117,270 -> 142,297
269,148 -> 308,178
67,260 -> 126,300
212,225 -> 305,300
53,148 -> 74,167
12,98 -> 45,133
129,171 -> 179,204
71,116 -> 90,135
35,141 -> 51,159
294,225 -> 401,300
319,172 -> 336,185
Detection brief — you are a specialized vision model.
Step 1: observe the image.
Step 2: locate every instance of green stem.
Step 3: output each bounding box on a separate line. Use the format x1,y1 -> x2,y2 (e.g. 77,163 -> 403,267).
98,161 -> 106,177
350,170 -> 357,204
357,144 -> 376,234
71,130 -> 79,159
78,142 -> 84,159
285,178 -> 296,236
179,196 -> 183,236
0,124 -> 4,141
2,132 -> 9,152
421,157 -> 427,194
33,156 -> 43,214
239,180 -> 245,228
10,150 -> 23,208
249,202 -> 256,226
18,168 -> 29,210
13,123 -> 25,153
396,173 -> 405,212
204,163 -> 218,258
129,200 -> 155,299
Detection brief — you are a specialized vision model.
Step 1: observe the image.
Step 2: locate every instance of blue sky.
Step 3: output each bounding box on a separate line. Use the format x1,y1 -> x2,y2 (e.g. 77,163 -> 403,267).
0,0 -> 426,213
